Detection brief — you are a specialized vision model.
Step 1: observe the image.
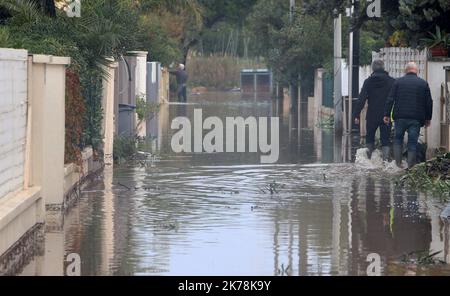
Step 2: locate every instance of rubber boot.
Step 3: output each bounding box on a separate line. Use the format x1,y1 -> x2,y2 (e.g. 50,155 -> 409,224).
382,146 -> 391,162
407,151 -> 417,169
366,143 -> 375,159
393,144 -> 403,168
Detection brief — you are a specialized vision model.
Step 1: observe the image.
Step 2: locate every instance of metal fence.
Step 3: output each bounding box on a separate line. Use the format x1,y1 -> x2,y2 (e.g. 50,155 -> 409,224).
372,47 -> 427,79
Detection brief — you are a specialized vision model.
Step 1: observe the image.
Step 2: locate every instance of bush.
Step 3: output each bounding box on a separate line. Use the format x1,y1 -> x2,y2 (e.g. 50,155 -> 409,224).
113,135 -> 138,163
0,0 -> 143,162
136,96 -> 160,122
65,69 -> 86,165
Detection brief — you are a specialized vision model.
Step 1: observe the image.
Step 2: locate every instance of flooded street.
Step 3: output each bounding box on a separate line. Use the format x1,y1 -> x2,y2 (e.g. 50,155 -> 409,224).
19,93 -> 450,276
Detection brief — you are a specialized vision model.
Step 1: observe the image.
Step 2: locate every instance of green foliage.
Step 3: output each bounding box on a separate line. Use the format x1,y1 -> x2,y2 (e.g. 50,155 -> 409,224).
113,135 -> 138,163
80,70 -> 104,150
248,1 -> 333,88
360,30 -> 386,65
384,0 -> 450,47
420,26 -> 450,48
65,70 -> 86,165
0,0 -> 145,159
0,26 -> 11,47
140,0 -> 203,24
138,13 -> 182,65
136,96 -> 161,122
198,0 -> 258,26
65,69 -> 86,165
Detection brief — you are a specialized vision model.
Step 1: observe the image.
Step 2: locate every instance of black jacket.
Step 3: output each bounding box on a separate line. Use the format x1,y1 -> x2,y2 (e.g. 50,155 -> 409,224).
170,69 -> 188,85
384,73 -> 433,125
353,70 -> 395,124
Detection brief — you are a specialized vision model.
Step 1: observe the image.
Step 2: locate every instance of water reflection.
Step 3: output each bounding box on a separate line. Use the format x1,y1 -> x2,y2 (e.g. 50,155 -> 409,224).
17,92 -> 450,276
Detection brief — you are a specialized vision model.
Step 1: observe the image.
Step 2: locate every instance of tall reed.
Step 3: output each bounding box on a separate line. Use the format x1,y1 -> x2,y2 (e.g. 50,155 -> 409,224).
187,53 -> 266,90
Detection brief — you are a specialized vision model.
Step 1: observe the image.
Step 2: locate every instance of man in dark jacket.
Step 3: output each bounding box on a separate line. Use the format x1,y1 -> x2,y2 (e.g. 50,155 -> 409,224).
170,63 -> 188,102
384,62 -> 433,168
353,60 -> 395,160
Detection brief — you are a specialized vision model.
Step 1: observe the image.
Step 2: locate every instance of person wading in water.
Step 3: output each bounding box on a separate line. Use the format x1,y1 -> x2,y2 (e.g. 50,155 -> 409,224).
353,60 -> 395,161
384,62 -> 433,169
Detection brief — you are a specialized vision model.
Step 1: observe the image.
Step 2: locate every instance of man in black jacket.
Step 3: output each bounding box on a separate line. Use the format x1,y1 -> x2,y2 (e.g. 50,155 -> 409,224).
169,64 -> 188,102
384,62 -> 433,168
354,60 -> 395,160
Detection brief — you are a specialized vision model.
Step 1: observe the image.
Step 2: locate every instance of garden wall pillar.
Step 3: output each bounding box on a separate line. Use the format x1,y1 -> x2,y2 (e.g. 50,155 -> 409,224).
102,60 -> 118,165
313,68 -> 324,128
128,51 -> 148,138
28,54 -> 70,208
426,61 -> 450,154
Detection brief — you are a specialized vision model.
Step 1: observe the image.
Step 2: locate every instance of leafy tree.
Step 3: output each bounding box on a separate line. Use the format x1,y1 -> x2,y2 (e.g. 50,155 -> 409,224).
303,0 -> 450,46
248,0 -> 333,96
198,0 -> 258,27
153,0 -> 259,63
387,0 -> 450,46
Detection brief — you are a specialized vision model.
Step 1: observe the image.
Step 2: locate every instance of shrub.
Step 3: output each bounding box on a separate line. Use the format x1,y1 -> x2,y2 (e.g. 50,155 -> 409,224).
65,69 -> 86,165
113,135 -> 138,163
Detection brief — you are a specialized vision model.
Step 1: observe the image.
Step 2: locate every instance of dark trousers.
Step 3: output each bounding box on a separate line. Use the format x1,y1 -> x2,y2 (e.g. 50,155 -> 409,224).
366,120 -> 391,147
394,119 -> 421,152
177,84 -> 187,102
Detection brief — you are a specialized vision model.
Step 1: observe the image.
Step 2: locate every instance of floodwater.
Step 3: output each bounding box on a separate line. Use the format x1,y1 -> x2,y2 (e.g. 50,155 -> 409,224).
19,92 -> 450,276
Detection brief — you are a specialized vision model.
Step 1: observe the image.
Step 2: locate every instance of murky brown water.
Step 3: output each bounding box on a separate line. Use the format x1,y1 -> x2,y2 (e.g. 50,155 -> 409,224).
19,92 -> 450,276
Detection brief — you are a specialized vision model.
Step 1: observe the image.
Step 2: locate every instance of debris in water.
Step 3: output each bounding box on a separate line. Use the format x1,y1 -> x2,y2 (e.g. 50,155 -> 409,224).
399,153 -> 450,196
259,181 -> 284,195
400,250 -> 446,266
156,221 -> 179,231
251,205 -> 261,211
117,182 -> 131,191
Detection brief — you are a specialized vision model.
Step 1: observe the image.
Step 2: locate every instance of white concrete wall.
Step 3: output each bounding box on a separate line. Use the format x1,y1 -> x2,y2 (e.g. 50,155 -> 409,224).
426,61 -> 450,151
0,49 -> 28,199
0,49 -> 46,260
341,60 -> 372,97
